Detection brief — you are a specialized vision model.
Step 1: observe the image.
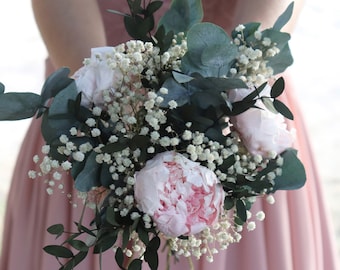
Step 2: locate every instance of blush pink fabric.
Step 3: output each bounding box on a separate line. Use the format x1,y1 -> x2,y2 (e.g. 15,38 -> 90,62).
1,1 -> 339,269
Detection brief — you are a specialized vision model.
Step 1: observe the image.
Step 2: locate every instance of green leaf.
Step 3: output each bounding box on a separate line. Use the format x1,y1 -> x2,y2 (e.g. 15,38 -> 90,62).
172,71 -> 194,83
146,1 -> 163,15
201,44 -> 236,76
61,251 -> 88,270
137,225 -> 149,246
40,67 -> 73,106
128,259 -> 143,270
124,15 -> 154,41
74,222 -> 97,237
270,77 -> 285,98
158,0 -> 203,34
128,0 -> 143,14
100,163 -> 114,188
106,207 -> 120,226
48,81 -> 78,117
74,151 -> 101,192
230,100 -> 256,115
101,137 -> 129,153
47,224 -> 64,238
236,199 -> 247,223
273,2 -> 294,31
0,92 -> 41,120
273,99 -> 294,120
68,240 -> 89,252
261,97 -> 278,114
189,77 -> 247,92
158,77 -> 190,107
93,232 -> 117,253
144,236 -> 160,270
266,43 -> 294,74
243,82 -> 267,102
181,23 -> 237,77
43,245 -> 74,258
115,247 -> 125,269
191,90 -> 225,110
272,149 -> 306,191
153,25 -> 174,53
0,82 -> 4,94
224,197 -> 235,210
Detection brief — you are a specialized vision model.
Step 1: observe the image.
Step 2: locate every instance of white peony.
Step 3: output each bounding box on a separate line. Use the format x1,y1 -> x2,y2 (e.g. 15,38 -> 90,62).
73,47 -> 122,108
228,85 -> 295,158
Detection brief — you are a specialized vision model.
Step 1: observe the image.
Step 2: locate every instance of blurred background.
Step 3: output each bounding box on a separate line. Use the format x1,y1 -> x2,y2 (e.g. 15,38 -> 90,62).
1,0 -> 340,258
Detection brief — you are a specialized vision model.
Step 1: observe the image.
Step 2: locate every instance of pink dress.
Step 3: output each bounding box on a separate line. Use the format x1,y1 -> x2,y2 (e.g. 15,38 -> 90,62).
1,1 -> 339,269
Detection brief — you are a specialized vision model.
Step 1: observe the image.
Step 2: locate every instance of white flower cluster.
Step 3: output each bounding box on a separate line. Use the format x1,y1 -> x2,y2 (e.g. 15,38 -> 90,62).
231,24 -> 281,86
168,207 -> 268,262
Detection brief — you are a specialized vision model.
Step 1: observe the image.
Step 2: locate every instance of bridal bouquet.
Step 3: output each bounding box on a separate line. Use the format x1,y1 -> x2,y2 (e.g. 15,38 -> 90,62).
0,1 -> 305,269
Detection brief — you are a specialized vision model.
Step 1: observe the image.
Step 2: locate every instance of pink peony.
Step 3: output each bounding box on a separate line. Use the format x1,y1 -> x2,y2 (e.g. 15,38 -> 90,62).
73,47 -> 122,108
228,85 -> 295,157
134,151 -> 225,238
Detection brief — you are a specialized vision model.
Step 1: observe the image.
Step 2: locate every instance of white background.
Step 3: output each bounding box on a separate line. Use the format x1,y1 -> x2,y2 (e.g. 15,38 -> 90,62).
0,0 -> 339,257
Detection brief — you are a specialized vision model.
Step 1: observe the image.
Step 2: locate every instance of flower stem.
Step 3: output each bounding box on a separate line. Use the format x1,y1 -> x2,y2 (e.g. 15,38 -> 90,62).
188,257 -> 194,270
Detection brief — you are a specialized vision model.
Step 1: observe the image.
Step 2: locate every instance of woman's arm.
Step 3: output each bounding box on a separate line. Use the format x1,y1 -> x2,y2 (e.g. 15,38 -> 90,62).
231,0 -> 305,33
31,0 -> 106,73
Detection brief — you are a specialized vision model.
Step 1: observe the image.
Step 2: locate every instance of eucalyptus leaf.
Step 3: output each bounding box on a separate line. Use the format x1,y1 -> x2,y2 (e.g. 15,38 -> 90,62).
273,2 -> 294,31
236,199 -> 247,223
62,251 -> 88,270
224,197 -> 235,210
47,224 -> 64,238
158,77 -> 191,107
128,259 -> 143,270
191,91 -> 225,110
40,67 -> 73,106
230,100 -> 256,115
43,245 -> 74,258
137,225 -> 150,246
270,77 -> 285,98
158,0 -> 203,34
181,23 -> 237,77
243,82 -> 267,102
101,138 -> 129,153
46,81 -> 80,132
100,163 -> 114,188
115,247 -> 125,269
68,240 -> 89,252
74,152 -> 101,192
189,77 -> 247,92
106,207 -> 120,226
93,232 -> 117,253
272,149 -> 306,191
145,236 -> 160,270
74,222 -> 97,236
0,82 -> 4,94
128,0 -> 143,14
261,97 -> 278,114
201,44 -> 236,76
232,22 -> 261,39
0,92 -> 41,120
273,99 -> 294,120
146,1 -> 163,15
266,43 -> 294,74
124,15 -> 154,41
172,71 -> 194,83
